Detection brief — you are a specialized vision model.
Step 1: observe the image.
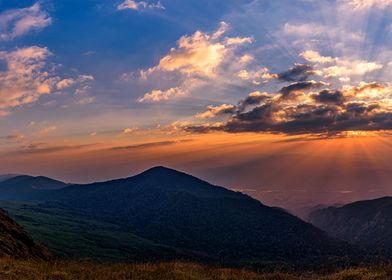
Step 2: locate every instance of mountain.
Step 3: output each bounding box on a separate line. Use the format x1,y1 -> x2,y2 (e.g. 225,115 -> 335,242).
29,166 -> 353,266
294,203 -> 344,220
308,197 -> 392,256
0,167 -> 356,266
0,175 -> 67,200
0,174 -> 19,182
0,208 -> 51,259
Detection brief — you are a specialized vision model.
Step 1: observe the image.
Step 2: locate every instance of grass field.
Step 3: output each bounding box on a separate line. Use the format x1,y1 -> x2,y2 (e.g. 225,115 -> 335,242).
0,260 -> 390,280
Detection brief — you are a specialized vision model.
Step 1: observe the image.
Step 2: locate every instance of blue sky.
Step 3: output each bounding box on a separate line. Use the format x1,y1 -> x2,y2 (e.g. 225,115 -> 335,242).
2,0 -> 392,137
2,0 -> 392,209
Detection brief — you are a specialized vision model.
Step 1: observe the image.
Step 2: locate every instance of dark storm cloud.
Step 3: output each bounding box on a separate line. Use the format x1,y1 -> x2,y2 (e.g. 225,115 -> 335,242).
277,64 -> 316,82
236,103 -> 276,121
182,62 -> 392,136
184,98 -> 392,135
344,102 -> 380,115
238,92 -> 272,111
312,90 -> 346,104
279,81 -> 325,99
219,104 -> 338,134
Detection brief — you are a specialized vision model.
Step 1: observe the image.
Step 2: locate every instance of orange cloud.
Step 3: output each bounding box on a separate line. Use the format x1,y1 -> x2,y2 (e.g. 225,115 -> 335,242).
138,87 -> 184,102
0,46 -> 54,110
136,22 -> 254,102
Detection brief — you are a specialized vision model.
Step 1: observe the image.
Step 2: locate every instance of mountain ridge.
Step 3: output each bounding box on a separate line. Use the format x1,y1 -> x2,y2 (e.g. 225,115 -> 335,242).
0,166 -> 357,266
308,196 -> 392,257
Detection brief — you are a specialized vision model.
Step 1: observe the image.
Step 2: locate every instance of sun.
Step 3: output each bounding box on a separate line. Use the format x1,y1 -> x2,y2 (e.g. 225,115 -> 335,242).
343,131 -> 376,138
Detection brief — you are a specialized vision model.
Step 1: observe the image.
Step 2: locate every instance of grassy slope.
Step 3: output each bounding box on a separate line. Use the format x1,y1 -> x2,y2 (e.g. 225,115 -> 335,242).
0,201 -> 183,262
0,201 -> 391,279
0,260 -> 390,280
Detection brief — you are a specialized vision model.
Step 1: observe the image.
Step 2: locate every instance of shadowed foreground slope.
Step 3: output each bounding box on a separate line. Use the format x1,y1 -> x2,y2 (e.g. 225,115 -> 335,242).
0,209 -> 50,260
0,260 -> 390,280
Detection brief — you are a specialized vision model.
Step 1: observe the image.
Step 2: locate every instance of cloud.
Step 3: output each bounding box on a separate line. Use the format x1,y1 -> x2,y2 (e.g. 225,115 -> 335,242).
0,133 -> 25,144
177,60 -> 392,136
136,22 -> 254,102
9,143 -> 96,155
138,87 -> 184,102
109,139 -> 193,150
117,0 -> 164,11
277,64 -> 317,82
123,127 -> 138,134
339,0 -> 392,9
0,3 -> 51,40
0,46 -> 54,110
323,61 -> 383,78
237,68 -> 277,84
34,126 -> 57,137
282,23 -> 364,43
238,91 -> 272,111
279,81 -> 326,99
183,95 -> 392,135
151,22 -> 251,77
312,90 -> 346,105
56,75 -> 95,90
196,104 -> 236,119
301,50 -> 383,80
56,79 -> 76,90
300,51 -> 334,64
0,47 -> 94,114
77,97 -> 95,105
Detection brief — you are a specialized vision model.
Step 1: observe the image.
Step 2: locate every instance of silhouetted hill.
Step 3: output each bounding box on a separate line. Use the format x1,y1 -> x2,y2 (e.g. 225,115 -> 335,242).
0,208 -> 51,260
295,203 -> 344,221
0,175 -> 67,200
0,167 -> 357,266
308,197 -> 392,257
35,166 -> 354,265
0,174 -> 19,182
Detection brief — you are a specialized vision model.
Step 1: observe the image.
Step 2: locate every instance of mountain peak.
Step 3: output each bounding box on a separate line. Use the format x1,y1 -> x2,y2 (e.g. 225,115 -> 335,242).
143,166 -> 180,174
136,166 -> 193,181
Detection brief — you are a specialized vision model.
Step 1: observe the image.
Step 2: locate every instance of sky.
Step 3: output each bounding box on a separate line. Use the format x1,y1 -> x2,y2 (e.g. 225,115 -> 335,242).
1,0 -> 392,211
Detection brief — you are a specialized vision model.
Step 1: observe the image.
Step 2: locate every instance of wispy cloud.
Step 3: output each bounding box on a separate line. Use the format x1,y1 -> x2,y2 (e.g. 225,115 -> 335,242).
0,3 -> 51,40
339,0 -> 392,10
109,139 -> 193,150
34,125 -> 57,138
8,143 -> 97,155
117,0 -> 164,11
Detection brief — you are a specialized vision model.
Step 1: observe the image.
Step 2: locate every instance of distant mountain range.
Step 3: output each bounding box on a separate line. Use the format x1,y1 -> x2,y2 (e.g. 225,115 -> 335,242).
0,167 -> 355,267
0,175 -> 66,200
309,197 -> 392,257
